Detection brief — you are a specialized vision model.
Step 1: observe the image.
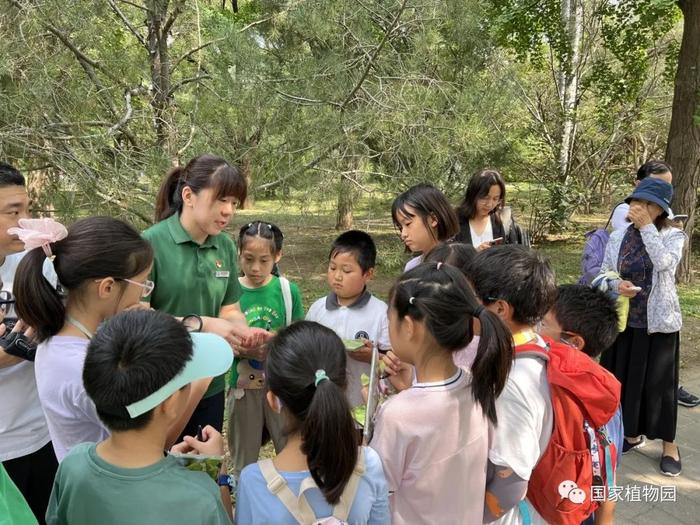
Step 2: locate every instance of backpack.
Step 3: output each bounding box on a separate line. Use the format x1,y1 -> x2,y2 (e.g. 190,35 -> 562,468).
578,204 -> 622,286
259,448 -> 366,524
279,276 -> 293,326
501,207 -> 531,247
516,338 -> 621,525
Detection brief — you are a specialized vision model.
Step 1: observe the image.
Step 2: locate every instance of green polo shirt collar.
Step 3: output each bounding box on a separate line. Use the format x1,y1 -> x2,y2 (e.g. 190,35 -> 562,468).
165,212 -> 217,248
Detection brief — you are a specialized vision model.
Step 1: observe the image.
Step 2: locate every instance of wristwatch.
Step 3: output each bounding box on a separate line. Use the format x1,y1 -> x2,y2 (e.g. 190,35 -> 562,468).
217,473 -> 236,493
181,314 -> 203,333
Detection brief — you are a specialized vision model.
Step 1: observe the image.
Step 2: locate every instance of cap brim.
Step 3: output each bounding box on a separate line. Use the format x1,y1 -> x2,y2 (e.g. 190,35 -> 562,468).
624,192 -> 671,215
126,333 -> 233,418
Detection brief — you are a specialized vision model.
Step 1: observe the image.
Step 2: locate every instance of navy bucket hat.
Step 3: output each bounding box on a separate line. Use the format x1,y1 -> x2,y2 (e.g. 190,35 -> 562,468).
625,177 -> 673,217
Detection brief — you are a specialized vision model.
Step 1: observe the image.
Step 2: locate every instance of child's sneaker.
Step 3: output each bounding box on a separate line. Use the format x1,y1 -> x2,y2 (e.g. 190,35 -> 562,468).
678,386 -> 700,408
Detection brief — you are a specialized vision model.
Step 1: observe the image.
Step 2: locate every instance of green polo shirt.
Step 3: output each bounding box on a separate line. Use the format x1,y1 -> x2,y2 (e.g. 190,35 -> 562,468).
143,212 -> 241,398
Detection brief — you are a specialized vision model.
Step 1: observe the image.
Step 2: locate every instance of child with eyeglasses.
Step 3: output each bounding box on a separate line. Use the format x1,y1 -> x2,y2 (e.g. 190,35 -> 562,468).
12,216 -> 155,461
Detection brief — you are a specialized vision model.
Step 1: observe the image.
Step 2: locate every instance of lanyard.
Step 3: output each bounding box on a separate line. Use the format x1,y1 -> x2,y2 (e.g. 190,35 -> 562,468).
66,315 -> 94,339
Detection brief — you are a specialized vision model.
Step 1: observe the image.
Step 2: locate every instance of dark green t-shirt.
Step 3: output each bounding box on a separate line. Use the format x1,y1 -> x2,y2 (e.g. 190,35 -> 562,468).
143,213 -> 241,397
229,276 -> 304,389
46,443 -> 230,525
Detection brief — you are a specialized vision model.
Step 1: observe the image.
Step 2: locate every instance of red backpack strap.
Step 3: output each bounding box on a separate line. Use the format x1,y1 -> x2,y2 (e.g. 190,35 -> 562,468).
514,342 -> 549,362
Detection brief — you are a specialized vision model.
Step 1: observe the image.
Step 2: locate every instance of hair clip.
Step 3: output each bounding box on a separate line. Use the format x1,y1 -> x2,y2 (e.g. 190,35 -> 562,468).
409,296 -> 416,305
437,262 -> 443,270
267,224 -> 273,230
247,223 -> 253,228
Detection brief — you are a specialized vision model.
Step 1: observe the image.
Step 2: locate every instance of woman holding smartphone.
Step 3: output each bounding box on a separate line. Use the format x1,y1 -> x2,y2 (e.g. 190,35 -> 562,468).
454,169 -> 521,251
597,177 -> 686,477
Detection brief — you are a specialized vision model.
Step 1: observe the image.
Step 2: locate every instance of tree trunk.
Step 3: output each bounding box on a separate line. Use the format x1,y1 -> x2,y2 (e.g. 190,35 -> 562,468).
665,0 -> 700,283
147,1 -> 175,157
335,174 -> 355,230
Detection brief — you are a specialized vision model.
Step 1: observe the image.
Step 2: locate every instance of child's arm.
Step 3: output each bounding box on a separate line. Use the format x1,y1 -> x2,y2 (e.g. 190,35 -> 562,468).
594,500 -> 615,525
483,461 -> 528,523
165,377 -> 212,448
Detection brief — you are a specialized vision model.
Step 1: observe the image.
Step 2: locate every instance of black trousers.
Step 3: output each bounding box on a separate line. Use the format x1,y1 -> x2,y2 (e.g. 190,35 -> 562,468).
3,441 -> 58,525
600,327 -> 679,442
177,390 -> 225,443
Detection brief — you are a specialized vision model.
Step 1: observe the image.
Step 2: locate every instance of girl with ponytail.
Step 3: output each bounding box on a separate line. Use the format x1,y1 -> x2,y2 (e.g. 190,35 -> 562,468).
370,262 -> 513,524
13,217 -> 154,461
234,321 -> 390,525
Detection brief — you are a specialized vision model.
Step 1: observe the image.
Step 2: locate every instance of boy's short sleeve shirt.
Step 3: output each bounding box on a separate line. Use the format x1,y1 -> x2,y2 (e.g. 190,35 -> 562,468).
143,213 -> 242,397
489,340 -> 553,525
306,293 -> 390,408
46,443 -> 231,525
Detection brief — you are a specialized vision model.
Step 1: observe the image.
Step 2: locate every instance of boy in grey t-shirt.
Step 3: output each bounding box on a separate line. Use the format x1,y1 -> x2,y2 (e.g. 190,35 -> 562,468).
46,310 -> 234,525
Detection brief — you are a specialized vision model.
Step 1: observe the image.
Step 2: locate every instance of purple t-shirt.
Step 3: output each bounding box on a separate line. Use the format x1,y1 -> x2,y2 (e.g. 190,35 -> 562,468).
34,336 -> 108,461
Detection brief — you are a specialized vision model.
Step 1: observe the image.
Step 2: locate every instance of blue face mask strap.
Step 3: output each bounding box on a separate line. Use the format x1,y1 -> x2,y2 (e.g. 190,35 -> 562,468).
518,500 -> 532,525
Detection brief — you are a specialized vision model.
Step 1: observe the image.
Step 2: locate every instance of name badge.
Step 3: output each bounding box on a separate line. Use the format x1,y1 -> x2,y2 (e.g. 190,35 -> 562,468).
215,271 -> 230,278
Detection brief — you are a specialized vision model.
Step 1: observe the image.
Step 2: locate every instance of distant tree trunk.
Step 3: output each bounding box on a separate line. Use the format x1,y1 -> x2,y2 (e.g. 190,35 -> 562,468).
666,0 -> 700,283
335,174 -> 355,230
558,0 -> 583,185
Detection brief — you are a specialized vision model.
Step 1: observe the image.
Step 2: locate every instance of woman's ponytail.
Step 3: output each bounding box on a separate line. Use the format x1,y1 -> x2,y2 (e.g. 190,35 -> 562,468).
265,321 -> 359,506
15,246 -> 65,342
154,166 -> 184,222
470,307 -> 513,425
301,374 -> 358,505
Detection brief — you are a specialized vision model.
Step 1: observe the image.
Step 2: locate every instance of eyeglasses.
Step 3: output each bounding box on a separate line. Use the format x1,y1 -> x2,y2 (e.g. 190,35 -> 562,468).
478,196 -> 502,205
94,278 -> 155,298
118,278 -> 155,298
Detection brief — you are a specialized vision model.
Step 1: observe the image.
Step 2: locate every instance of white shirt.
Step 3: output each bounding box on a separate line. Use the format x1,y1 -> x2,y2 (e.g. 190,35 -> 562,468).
0,251 -> 52,461
490,339 -> 553,525
35,336 -> 109,461
306,293 -> 391,408
611,203 -> 630,232
470,219 -> 494,246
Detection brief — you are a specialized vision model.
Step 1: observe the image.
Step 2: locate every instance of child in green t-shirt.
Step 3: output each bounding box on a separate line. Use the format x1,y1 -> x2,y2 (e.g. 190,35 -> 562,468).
227,221 -> 304,476
46,310 -> 234,525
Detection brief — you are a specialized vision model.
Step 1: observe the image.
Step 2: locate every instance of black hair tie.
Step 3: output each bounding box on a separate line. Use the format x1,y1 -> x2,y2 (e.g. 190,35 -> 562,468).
473,305 -> 485,317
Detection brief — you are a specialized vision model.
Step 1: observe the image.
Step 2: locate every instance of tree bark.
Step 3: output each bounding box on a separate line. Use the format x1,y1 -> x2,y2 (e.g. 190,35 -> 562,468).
335,174 -> 356,230
665,0 -> 700,283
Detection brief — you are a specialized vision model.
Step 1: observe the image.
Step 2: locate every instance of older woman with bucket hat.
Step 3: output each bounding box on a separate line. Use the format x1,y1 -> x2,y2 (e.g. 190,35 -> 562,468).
597,176 -> 687,476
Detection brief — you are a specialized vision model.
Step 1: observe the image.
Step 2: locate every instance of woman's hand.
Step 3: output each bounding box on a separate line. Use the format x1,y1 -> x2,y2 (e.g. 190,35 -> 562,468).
476,241 -> 492,252
618,280 -> 641,298
627,203 -> 653,229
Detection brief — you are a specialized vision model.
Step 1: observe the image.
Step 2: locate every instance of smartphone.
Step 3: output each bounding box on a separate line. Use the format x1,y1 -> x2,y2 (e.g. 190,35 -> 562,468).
489,237 -> 504,246
629,286 -> 642,292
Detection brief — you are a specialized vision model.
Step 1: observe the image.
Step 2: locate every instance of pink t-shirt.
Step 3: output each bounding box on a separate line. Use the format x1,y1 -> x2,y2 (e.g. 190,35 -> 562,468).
370,368 -> 489,525
453,336 -> 479,369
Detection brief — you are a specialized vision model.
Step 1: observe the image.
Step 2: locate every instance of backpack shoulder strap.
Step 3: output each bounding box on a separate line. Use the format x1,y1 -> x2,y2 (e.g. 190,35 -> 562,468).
259,459 -> 316,524
279,276 -> 293,326
333,448 -> 366,521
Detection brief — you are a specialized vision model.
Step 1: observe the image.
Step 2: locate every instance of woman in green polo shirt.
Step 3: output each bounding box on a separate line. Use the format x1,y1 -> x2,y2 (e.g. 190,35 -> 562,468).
144,153 -> 269,439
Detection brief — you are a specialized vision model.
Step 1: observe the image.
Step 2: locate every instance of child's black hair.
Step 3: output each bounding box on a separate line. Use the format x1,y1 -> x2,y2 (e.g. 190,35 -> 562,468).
391,263 -> 513,424
14,217 -> 153,342
391,183 -> 459,243
0,162 -> 26,187
469,245 -> 557,327
154,153 -> 247,222
329,230 -> 376,273
265,321 -> 358,505
83,310 -> 193,431
423,242 -> 477,277
238,221 -> 284,255
551,284 -> 619,357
